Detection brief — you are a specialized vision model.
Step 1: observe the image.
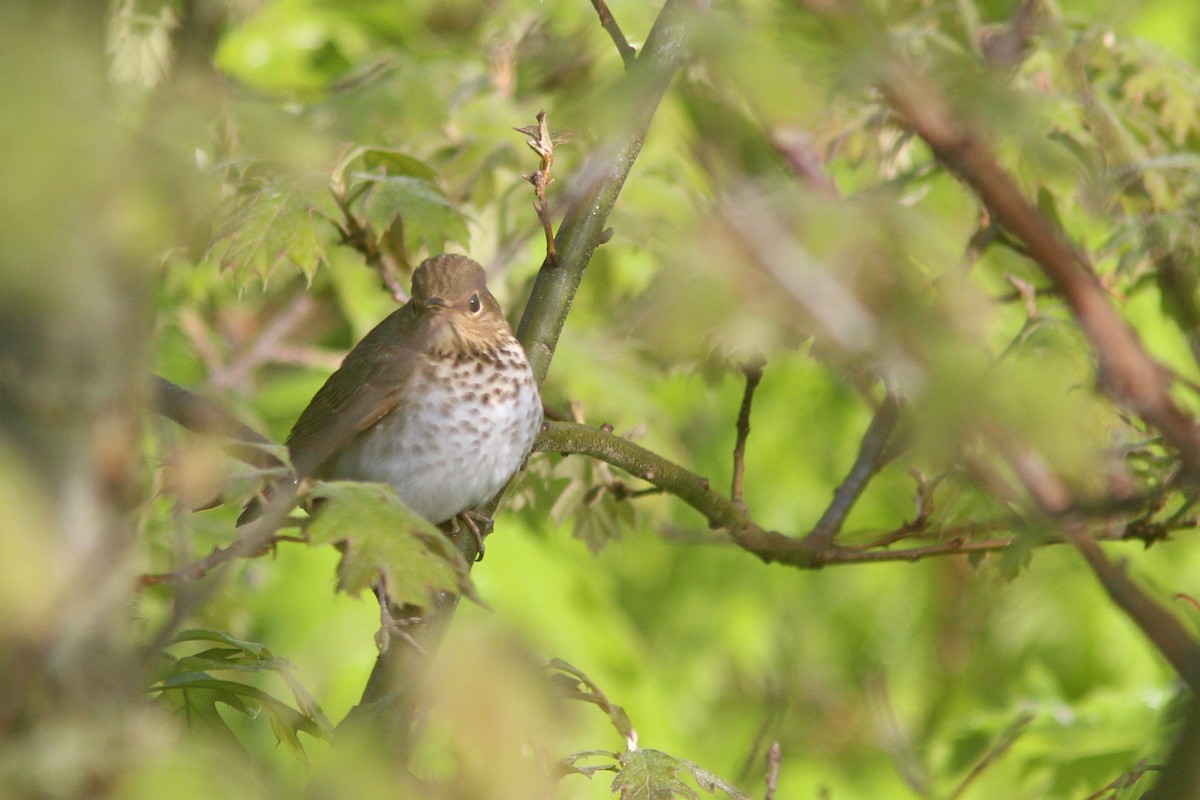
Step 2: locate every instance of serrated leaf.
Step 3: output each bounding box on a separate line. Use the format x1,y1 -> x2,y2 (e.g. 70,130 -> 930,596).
548,457 -> 633,553
357,173 -> 469,253
612,750 -> 749,800
305,481 -> 477,607
153,671 -> 323,756
212,178 -> 336,286
613,750 -> 698,800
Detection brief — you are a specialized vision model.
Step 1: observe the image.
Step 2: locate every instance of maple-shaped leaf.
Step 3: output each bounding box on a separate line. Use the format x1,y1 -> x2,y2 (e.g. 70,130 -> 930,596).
305,481 -> 478,608
211,177 -> 337,287
357,173 -> 469,253
152,671 -> 323,758
612,750 -> 749,800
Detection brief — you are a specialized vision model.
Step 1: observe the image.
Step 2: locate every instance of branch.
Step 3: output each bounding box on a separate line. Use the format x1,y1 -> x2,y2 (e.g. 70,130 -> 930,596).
343,0 -> 695,756
808,1 -> 1200,474
731,358 -> 765,508
330,186 -> 409,304
1004,443 -> 1200,690
537,421 -> 1017,567
153,375 -> 282,470
804,392 -> 901,549
139,479 -> 302,586
517,0 -> 692,385
589,0 -> 638,68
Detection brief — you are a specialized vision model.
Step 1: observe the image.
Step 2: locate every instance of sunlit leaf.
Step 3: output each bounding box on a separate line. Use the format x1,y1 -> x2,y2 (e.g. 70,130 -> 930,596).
305,481 -> 477,607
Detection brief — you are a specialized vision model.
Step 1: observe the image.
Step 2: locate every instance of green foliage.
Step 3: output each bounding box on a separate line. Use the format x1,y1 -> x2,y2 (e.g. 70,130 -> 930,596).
306,481 -> 477,604
9,0 -> 1200,798
152,629 -> 330,757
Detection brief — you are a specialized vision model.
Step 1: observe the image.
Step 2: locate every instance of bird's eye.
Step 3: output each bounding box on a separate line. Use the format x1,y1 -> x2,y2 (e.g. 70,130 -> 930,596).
468,293 -> 482,314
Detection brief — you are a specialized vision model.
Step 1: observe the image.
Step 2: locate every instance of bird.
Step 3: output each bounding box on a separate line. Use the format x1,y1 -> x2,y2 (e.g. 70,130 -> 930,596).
240,253 -> 543,555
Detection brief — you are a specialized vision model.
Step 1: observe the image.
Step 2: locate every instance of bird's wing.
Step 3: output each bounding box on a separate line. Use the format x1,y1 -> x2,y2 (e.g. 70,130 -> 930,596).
285,306 -> 421,478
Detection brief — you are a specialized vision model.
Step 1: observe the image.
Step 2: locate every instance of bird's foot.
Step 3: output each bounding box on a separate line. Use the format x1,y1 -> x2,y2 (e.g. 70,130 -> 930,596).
451,511 -> 494,561
373,585 -> 425,654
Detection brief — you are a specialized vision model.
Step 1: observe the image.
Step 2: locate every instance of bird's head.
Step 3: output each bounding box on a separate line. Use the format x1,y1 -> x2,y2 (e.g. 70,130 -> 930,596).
410,254 -> 512,354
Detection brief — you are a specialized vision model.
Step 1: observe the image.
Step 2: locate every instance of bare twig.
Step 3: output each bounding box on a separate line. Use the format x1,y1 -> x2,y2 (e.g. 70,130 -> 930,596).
764,742 -> 781,800
138,480 -> 303,586
210,292 -> 315,391
804,393 -> 902,548
589,0 -> 637,68
770,128 -> 839,197
1003,442 -> 1200,689
331,187 -> 409,303
731,357 -> 766,509
516,110 -> 560,265
947,712 -> 1034,800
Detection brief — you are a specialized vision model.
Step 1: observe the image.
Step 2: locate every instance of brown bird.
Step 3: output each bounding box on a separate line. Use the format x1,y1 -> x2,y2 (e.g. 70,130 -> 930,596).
241,254 -> 542,550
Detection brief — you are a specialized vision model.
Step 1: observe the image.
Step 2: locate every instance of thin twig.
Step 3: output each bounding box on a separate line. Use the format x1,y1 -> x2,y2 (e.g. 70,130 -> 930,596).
947,712 -> 1034,800
516,110 -> 560,265
732,357 -> 766,509
1003,441 -> 1200,689
138,481 -> 303,586
331,187 -> 409,303
805,393 -> 902,548
764,742 -> 781,800
589,0 -> 637,68
210,292 -> 315,391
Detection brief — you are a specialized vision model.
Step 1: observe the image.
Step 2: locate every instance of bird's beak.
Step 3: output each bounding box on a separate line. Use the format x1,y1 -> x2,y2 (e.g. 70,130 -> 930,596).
420,296 -> 448,313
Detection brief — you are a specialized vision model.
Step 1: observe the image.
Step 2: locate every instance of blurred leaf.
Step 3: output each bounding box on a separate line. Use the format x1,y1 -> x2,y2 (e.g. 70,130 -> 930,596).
548,658 -> 634,742
612,749 -> 749,800
152,671 -> 323,757
356,173 -> 469,254
548,455 -> 635,553
306,481 -> 477,606
211,178 -> 336,286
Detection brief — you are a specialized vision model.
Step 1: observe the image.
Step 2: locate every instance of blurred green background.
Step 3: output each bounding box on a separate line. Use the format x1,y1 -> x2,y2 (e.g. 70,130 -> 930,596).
6,0 -> 1200,798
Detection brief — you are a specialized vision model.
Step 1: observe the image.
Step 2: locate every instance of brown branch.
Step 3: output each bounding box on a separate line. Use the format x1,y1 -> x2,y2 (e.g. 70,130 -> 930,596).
153,375 -> 282,470
1003,442 -> 1200,690
764,742 -> 781,800
770,128 -> 839,197
823,6 -> 1200,475
731,358 -> 765,508
138,480 -> 302,586
331,187 -> 409,303
804,392 -> 902,548
210,292 -> 315,391
589,0 -> 637,68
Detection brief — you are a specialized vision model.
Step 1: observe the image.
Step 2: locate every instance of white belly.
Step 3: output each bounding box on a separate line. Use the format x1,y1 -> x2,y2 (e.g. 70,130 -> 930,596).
328,355 -> 542,524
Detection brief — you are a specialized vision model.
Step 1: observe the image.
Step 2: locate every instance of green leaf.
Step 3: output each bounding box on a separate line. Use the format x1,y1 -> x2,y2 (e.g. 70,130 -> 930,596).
211,178 -> 336,286
305,481 -> 477,607
612,750 -> 749,800
360,148 -> 438,181
152,671 -> 323,757
357,173 -> 469,253
548,456 -> 634,554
